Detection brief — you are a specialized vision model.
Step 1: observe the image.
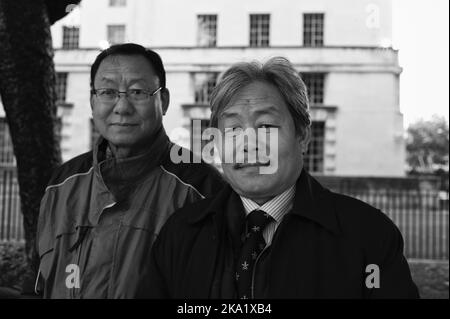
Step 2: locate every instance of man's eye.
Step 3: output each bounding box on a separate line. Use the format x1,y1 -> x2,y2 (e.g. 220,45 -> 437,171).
99,89 -> 116,96
224,127 -> 240,131
259,124 -> 276,128
128,89 -> 145,96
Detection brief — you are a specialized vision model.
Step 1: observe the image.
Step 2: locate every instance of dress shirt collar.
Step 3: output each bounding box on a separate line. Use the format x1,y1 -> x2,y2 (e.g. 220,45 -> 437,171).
239,185 -> 296,222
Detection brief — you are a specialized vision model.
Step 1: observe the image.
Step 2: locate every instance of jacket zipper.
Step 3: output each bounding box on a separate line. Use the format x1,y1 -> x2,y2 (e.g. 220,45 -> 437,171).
251,244 -> 269,299
71,228 -> 87,299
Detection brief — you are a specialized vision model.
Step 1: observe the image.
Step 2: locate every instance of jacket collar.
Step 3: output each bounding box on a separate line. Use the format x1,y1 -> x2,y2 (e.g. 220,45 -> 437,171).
89,127 -> 171,224
93,127 -> 171,185
290,170 -> 341,235
189,170 -> 341,236
93,126 -> 171,168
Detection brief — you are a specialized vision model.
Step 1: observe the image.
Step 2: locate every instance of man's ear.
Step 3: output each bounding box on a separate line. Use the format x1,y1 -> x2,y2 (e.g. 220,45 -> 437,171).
298,126 -> 311,155
161,88 -> 170,115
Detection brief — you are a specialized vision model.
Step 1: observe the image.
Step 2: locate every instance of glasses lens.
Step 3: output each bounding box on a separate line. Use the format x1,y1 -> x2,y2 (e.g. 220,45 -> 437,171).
97,89 -> 117,102
127,89 -> 148,102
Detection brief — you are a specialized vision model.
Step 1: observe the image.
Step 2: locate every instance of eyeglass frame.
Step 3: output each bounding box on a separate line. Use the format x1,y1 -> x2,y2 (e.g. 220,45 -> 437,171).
90,86 -> 163,103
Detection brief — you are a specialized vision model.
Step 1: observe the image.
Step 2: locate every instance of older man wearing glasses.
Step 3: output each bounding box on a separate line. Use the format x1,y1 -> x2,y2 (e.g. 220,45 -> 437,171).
36,43 -> 224,298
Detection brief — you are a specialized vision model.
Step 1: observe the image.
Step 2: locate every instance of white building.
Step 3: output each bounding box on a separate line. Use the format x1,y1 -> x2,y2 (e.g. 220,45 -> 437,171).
1,0 -> 405,176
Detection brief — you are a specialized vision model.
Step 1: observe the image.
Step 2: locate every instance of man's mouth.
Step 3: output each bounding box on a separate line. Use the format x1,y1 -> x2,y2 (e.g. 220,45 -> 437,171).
234,161 -> 271,169
110,123 -> 138,126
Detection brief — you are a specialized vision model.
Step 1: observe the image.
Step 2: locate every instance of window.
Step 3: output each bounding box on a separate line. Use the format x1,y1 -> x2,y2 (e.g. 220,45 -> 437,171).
302,73 -> 325,105
56,103 -> 73,151
304,121 -> 325,173
193,73 -> 219,104
62,26 -> 80,49
303,13 -> 324,47
54,117 -> 63,148
197,15 -> 217,47
55,72 -> 68,103
107,25 -> 126,44
249,14 -> 270,47
109,0 -> 126,6
0,118 -> 16,166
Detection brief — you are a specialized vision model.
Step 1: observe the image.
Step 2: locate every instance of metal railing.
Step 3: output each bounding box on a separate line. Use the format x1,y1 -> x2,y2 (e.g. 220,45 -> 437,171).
0,166 -> 448,260
0,167 -> 23,242
339,188 -> 449,260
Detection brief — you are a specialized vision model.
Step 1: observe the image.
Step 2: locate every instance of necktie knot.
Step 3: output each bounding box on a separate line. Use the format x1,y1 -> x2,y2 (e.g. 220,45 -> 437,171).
247,210 -> 273,232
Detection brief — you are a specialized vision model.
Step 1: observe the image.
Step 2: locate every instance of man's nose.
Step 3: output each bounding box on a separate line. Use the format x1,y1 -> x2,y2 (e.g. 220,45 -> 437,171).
242,127 -> 259,153
113,93 -> 134,115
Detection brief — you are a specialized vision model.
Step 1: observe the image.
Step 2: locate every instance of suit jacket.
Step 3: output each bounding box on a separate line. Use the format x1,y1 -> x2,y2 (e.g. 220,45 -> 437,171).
148,170 -> 419,299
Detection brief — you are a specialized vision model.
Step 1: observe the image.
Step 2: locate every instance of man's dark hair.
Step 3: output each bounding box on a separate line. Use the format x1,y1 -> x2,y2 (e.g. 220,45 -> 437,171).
90,43 -> 166,89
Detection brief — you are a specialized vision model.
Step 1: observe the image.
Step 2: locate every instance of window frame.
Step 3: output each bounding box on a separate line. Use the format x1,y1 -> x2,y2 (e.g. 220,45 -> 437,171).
193,72 -> 219,104
62,26 -> 80,49
249,14 -> 270,47
302,72 -> 325,105
303,13 -> 324,47
107,24 -> 126,45
197,14 -> 218,47
304,121 -> 326,173
109,0 -> 127,7
55,72 -> 68,103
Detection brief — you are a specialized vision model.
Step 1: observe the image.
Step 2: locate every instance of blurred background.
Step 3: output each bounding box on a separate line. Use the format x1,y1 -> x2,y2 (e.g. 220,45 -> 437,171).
0,0 -> 448,298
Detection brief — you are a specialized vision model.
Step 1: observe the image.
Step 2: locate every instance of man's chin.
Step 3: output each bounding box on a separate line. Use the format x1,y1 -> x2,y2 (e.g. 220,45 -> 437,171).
229,177 -> 277,199
105,134 -> 140,147
228,165 -> 276,176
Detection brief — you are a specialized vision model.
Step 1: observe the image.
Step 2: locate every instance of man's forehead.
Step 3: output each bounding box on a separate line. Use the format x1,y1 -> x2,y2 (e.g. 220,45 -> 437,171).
222,100 -> 282,118
97,73 -> 148,82
224,96 -> 272,112
230,81 -> 282,103
95,55 -> 157,82
219,83 -> 288,121
223,88 -> 284,114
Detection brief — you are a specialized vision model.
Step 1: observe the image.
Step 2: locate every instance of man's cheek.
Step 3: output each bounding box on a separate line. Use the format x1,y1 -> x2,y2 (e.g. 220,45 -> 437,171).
258,129 -> 279,175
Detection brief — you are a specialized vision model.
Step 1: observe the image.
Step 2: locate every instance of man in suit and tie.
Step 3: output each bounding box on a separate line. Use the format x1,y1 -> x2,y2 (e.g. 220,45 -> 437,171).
148,57 -> 419,299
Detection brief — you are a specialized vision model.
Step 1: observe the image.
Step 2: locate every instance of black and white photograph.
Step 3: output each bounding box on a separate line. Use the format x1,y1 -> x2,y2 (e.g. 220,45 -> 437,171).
0,0 -> 448,306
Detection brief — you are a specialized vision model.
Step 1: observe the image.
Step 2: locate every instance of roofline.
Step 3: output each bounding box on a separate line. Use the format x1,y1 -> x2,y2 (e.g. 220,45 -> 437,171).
54,45 -> 398,53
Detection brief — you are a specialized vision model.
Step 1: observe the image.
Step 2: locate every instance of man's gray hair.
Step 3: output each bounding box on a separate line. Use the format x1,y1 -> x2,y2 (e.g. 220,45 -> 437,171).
210,56 -> 311,135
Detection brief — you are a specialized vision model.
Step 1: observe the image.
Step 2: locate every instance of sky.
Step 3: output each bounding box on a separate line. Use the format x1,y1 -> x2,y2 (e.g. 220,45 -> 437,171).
392,0 -> 449,127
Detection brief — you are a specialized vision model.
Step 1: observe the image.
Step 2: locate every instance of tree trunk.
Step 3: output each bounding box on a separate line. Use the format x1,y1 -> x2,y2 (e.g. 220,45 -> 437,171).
0,0 -> 61,293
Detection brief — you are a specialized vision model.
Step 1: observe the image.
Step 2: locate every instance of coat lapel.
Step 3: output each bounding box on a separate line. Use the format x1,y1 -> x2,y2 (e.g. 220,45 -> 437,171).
185,186 -> 246,298
267,171 -> 342,298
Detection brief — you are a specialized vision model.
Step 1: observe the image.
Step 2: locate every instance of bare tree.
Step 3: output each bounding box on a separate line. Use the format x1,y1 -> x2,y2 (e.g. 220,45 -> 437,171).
0,0 -> 81,293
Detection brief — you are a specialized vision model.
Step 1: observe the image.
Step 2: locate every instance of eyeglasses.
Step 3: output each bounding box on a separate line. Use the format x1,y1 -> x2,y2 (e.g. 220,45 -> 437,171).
91,87 -> 162,103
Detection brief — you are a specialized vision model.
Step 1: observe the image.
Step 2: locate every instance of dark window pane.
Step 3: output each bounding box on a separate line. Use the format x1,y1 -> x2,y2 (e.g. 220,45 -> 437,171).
304,121 -> 325,173
62,26 -> 79,49
303,13 -> 324,47
194,73 -> 219,104
55,72 -> 68,103
249,14 -> 270,47
301,73 -> 325,105
197,15 -> 217,47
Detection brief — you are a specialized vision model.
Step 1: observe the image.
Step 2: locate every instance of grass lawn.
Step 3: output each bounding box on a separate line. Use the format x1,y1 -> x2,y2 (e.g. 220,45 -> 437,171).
409,260 -> 449,299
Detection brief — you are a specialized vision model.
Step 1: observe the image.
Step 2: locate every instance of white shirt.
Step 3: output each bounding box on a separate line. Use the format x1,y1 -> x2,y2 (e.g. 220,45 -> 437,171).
239,185 -> 296,245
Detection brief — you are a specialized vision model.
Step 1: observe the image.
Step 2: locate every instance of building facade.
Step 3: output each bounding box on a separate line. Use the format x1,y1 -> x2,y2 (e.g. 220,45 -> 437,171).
1,0 -> 405,176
